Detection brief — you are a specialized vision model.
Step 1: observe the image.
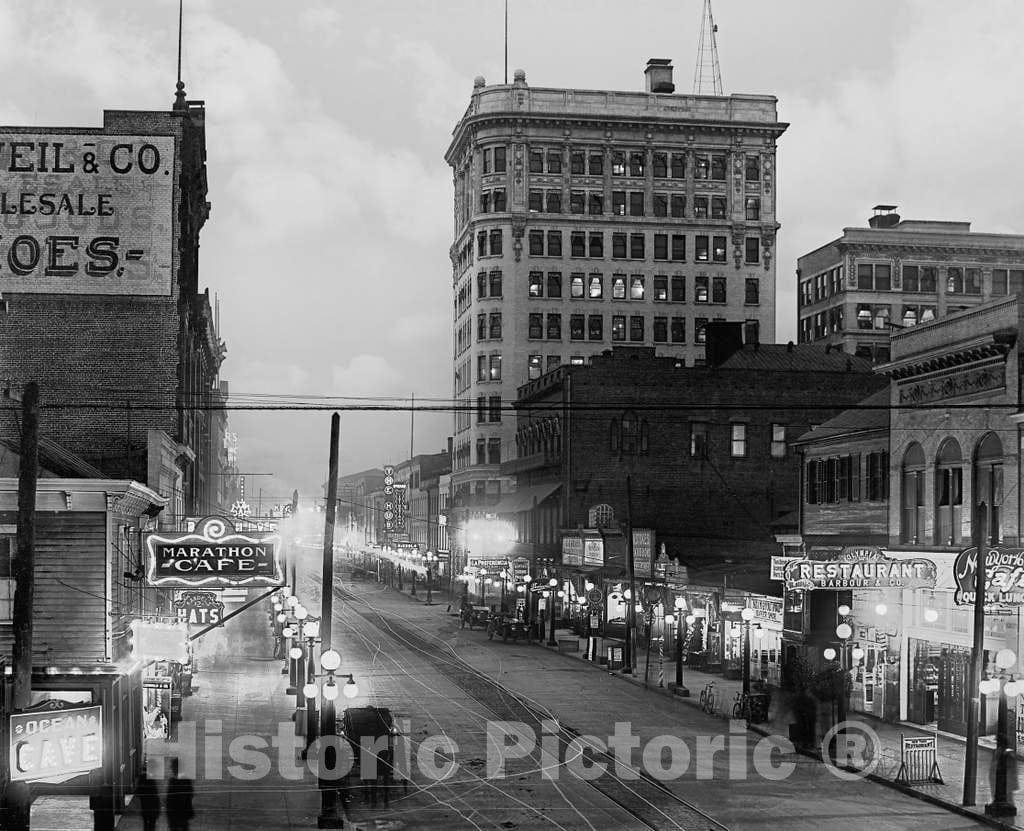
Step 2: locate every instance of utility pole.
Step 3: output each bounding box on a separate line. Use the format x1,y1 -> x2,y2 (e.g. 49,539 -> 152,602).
7,382 -> 39,831
318,413 -> 344,827
624,475 -> 637,675
964,504 -> 988,806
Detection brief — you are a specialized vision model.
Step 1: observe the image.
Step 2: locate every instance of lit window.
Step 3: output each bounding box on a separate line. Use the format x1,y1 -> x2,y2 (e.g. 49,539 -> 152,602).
694,196 -> 708,219
529,272 -> 544,297
611,151 -> 626,176
528,354 -> 543,380
771,424 -> 786,457
611,315 -> 626,341
630,275 -> 645,300
731,423 -> 747,457
612,191 -> 626,216
696,236 -> 709,262
654,275 -> 668,301
713,236 -> 727,263
745,197 -> 760,221
588,274 -> 603,299
571,273 -> 585,298
695,276 -> 709,303
695,318 -> 708,344
489,354 -> 501,381
612,275 -> 627,299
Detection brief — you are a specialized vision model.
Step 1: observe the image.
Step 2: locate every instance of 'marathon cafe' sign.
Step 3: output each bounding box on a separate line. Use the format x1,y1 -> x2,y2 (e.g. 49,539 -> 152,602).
784,547 -> 937,591
953,546 -> 1024,607
146,516 -> 283,587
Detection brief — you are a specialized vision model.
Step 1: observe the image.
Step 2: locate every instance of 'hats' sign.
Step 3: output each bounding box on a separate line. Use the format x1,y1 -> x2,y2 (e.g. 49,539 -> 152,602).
784,547 -> 936,591
145,516 -> 282,587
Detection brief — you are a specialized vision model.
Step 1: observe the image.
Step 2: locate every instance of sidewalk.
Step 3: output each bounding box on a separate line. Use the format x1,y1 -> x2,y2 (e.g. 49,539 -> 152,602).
391,579 -> 1024,831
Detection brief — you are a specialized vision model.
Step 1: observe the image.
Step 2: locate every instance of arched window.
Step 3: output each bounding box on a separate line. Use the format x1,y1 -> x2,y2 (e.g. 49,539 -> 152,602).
621,412 -> 639,453
589,504 -> 615,528
974,433 -> 1003,544
901,443 -> 926,544
609,418 -> 620,451
935,438 -> 963,545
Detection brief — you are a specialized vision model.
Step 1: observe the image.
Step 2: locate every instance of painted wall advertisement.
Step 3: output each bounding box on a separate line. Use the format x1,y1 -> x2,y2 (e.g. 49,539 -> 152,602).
0,134 -> 174,295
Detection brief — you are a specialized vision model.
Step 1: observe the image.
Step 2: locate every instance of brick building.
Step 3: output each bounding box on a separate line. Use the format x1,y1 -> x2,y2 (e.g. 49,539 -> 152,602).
445,59 -> 787,562
0,87 -> 229,527
797,205 -> 1024,364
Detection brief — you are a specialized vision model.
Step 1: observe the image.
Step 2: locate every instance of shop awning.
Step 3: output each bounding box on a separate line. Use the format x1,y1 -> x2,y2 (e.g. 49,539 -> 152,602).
490,482 -> 561,515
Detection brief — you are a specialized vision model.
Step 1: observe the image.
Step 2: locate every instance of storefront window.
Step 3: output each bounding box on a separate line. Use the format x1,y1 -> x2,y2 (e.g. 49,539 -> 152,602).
783,590 -> 804,632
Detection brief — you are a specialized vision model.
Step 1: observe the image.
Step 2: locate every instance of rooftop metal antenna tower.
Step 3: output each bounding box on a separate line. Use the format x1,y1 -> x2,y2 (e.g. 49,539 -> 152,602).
693,0 -> 723,95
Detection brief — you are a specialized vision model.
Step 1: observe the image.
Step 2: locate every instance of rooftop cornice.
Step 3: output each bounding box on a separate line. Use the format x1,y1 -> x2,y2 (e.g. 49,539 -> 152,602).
878,332 -> 1015,380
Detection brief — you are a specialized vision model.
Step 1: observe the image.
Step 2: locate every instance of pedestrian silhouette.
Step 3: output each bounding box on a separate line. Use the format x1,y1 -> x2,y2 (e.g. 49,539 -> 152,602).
166,757 -> 195,831
136,763 -> 160,831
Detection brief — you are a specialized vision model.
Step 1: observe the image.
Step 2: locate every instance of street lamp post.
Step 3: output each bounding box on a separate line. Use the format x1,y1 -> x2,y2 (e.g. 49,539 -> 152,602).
673,596 -> 688,694
547,577 -> 558,647
425,551 -> 435,605
741,607 -> 755,696
984,648 -> 1019,818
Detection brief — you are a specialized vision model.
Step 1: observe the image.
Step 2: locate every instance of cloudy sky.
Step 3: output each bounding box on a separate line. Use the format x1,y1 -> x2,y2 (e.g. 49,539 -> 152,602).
4,0 -> 1022,504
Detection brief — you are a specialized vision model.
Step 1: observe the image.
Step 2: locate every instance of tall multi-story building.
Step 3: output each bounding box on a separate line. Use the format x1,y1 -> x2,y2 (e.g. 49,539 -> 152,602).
445,59 -> 787,529
796,205 -> 1024,364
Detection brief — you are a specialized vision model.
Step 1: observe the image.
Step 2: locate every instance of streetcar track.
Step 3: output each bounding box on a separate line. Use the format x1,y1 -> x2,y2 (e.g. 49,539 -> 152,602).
332,580 -> 729,831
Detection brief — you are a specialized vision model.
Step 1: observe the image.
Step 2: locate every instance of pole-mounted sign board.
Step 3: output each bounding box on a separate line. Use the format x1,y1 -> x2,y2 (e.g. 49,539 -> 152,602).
145,516 -> 283,587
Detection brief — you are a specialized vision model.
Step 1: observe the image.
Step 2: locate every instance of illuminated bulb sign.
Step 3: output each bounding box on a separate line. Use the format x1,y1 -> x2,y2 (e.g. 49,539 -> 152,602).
954,546 -> 1024,607
129,620 -> 190,664
145,516 -> 283,587
9,703 -> 103,783
784,547 -> 937,591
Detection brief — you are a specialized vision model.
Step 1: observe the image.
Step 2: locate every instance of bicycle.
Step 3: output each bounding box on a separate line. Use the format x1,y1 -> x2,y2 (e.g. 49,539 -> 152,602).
700,682 -> 717,714
732,691 -> 771,722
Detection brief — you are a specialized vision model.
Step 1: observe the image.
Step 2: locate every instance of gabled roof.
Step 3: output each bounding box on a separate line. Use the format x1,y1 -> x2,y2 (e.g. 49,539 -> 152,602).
792,387 -> 890,446
717,344 -> 875,373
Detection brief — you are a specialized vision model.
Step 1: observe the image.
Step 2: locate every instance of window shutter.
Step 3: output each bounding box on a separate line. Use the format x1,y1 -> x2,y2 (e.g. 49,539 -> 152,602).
851,453 -> 861,502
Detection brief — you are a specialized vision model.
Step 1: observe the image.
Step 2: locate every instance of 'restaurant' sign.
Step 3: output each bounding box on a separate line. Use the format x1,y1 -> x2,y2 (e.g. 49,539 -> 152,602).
0,133 -> 174,295
953,546 -> 1024,607
784,547 -> 936,591
9,702 -> 103,783
146,516 -> 283,587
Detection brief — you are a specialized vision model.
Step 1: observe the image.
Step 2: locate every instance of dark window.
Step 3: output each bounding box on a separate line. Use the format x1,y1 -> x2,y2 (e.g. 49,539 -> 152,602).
744,319 -> 759,345
629,152 -> 645,176
695,154 -> 709,179
654,234 -> 668,260
670,153 -> 686,178
529,272 -> 544,297
528,190 -> 543,212
570,191 -> 585,214
489,312 -> 502,339
477,313 -> 487,341
588,314 -> 603,340
712,276 -> 726,303
745,237 -> 759,264
611,315 -> 626,341
671,276 -> 685,302
494,146 -> 506,172
653,317 -> 668,342
670,194 -> 685,218
478,230 -> 487,257
570,273 -> 585,297
480,192 -> 490,213
745,197 -> 760,221
589,232 -> 604,258
570,152 -> 585,175
713,236 -> 727,263
546,150 -> 562,173
745,278 -> 759,305
482,148 -> 491,174
529,231 -> 544,256
547,231 -> 562,257
547,313 -> 561,339
529,150 -> 544,173
975,432 -> 1004,545
493,189 -> 506,212
858,263 -> 891,290
630,234 -> 645,259
745,156 -> 760,181
671,235 -> 686,261
488,438 -> 501,464
477,271 -> 488,298
612,191 -> 626,216
694,196 -> 708,219
489,395 -> 502,422
571,232 -> 586,257
696,236 -> 709,262
711,154 -> 726,180
629,315 -> 644,341
711,197 -> 727,220
690,422 -> 709,458
654,275 -> 668,301
653,153 -> 668,178
671,316 -> 685,343
866,450 -> 889,501
901,443 -> 926,543
935,439 -> 963,545
477,395 -> 487,422
589,153 -> 604,176
547,272 -> 562,298
695,317 -> 708,344
695,276 -> 709,303
588,193 -> 603,215
546,192 -> 561,213
489,270 -> 503,297
570,314 -> 585,340
589,274 -> 603,299
965,268 -> 982,295
629,191 -> 645,216
528,313 -> 543,338
612,233 -> 627,259
992,269 -> 1009,297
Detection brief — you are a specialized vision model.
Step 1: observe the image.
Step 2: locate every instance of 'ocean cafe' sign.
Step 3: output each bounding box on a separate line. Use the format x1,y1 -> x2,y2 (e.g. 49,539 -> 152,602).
784,547 -> 937,591
146,516 -> 283,587
9,703 -> 103,783
954,546 -> 1024,607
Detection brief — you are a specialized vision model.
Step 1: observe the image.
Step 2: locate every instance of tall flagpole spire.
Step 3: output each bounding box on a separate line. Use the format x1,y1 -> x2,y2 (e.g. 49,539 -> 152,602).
693,0 -> 723,95
504,0 -> 508,84
174,0 -> 187,109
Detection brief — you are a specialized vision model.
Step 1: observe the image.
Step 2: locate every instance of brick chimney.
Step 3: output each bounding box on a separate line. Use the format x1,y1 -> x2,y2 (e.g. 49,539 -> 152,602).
644,58 -> 675,93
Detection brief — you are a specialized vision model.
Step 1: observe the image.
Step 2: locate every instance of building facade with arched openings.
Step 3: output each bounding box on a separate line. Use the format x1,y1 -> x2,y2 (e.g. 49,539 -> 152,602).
785,295 -> 1024,738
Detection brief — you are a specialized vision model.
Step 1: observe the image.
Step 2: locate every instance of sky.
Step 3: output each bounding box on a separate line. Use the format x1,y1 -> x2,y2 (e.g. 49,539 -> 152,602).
3,0 -> 1022,505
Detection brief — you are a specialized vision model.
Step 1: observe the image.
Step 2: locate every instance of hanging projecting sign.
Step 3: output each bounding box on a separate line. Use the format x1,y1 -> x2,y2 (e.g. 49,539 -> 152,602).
632,529 -> 654,579
0,134 -> 173,296
145,516 -> 283,587
561,536 -> 583,567
784,547 -> 937,591
9,702 -> 103,783
953,546 -> 1024,607
174,590 -> 225,625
